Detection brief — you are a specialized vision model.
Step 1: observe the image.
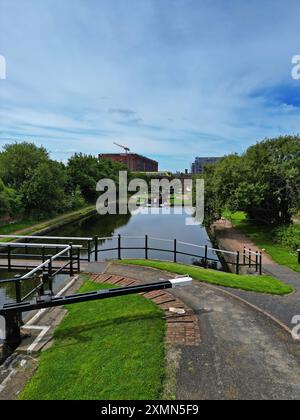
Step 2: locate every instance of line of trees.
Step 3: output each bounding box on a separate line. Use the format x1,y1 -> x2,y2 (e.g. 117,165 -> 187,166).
200,135 -> 300,226
0,142 -> 127,220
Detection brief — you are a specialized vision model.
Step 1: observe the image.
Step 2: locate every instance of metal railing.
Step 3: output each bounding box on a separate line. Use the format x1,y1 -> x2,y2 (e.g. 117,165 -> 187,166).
0,234 -> 263,277
90,235 -> 263,275
0,235 -> 93,262
243,247 -> 263,275
0,243 -> 82,304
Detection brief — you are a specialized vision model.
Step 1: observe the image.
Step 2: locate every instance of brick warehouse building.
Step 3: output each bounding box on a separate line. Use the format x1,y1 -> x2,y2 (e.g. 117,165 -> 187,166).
99,153 -> 158,172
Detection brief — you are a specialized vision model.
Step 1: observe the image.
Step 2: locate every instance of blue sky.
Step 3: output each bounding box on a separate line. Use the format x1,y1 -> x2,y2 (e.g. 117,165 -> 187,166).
0,0 -> 300,171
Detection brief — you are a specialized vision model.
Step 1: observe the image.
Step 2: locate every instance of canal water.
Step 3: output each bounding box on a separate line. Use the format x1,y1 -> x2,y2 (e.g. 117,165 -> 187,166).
50,207 -> 218,263
0,208 -> 219,304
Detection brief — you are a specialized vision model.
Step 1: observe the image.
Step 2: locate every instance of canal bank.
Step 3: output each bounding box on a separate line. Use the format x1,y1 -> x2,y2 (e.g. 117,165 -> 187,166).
0,206 -> 96,240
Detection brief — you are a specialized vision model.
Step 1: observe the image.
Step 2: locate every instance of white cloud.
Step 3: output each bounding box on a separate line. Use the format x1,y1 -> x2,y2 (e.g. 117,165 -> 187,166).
1,0 -> 300,170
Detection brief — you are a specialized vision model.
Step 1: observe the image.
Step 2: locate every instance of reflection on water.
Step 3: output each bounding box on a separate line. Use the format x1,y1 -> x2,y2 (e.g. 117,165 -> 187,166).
51,207 -> 220,265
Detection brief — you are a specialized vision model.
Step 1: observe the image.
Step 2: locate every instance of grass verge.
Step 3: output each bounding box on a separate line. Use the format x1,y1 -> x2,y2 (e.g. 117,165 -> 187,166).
20,279 -> 166,400
118,260 -> 293,295
0,206 -> 95,239
223,210 -> 300,273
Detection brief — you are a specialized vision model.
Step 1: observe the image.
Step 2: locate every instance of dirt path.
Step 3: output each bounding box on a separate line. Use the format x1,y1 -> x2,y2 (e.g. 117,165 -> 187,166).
212,219 -> 275,265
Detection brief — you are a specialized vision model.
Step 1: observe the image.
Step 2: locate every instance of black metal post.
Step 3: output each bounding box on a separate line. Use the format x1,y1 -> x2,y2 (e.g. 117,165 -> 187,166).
259,252 -> 262,275
87,240 -> 91,262
2,313 -> 22,354
42,246 -> 46,267
69,243 -> 74,277
14,275 -> 23,325
25,238 -> 28,256
204,245 -> 208,269
255,252 -> 259,272
118,234 -> 122,260
77,247 -> 80,272
174,239 -> 177,263
48,255 -> 53,278
243,246 -> 246,265
43,272 -> 53,295
236,251 -> 240,275
39,275 -> 45,296
298,250 -> 300,265
145,235 -> 148,260
7,244 -> 11,271
15,278 -> 22,303
94,236 -> 98,262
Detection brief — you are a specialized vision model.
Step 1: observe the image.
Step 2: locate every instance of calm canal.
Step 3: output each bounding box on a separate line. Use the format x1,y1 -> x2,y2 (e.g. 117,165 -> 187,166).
0,208 -> 220,304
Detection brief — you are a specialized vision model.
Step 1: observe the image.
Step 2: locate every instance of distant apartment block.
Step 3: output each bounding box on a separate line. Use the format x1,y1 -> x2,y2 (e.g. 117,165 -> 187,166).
99,153 -> 158,172
191,157 -> 221,174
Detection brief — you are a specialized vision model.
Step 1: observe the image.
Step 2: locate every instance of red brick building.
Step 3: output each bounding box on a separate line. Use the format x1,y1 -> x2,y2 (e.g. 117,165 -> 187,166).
99,153 -> 158,172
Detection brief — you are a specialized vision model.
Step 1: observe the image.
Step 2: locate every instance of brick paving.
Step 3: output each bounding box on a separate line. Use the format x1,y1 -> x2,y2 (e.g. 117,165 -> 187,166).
90,273 -> 201,347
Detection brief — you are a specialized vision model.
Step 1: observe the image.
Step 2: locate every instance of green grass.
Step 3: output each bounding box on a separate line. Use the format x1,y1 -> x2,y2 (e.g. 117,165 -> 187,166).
118,260 -> 293,295
223,211 -> 300,273
0,206 -> 94,240
20,280 -> 166,400
0,219 -> 39,235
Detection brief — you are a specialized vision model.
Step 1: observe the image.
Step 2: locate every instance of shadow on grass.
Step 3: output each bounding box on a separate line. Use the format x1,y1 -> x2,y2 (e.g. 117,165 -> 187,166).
53,312 -> 164,347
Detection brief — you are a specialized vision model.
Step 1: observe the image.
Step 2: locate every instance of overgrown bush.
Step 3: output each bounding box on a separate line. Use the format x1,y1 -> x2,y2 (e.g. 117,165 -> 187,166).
272,225 -> 300,251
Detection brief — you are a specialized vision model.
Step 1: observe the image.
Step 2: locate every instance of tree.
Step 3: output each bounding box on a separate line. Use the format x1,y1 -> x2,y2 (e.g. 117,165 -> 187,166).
203,136 -> 300,226
67,153 -> 129,202
240,136 -> 300,224
67,154 -> 101,202
0,142 -> 49,189
0,179 -> 22,217
21,161 -> 67,218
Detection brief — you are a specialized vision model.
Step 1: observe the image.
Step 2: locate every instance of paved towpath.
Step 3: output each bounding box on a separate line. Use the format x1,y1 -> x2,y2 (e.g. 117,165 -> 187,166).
212,220 -> 300,331
85,262 -> 300,400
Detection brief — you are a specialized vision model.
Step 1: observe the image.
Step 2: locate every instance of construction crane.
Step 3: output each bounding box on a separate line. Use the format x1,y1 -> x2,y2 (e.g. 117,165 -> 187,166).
114,142 -> 130,154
